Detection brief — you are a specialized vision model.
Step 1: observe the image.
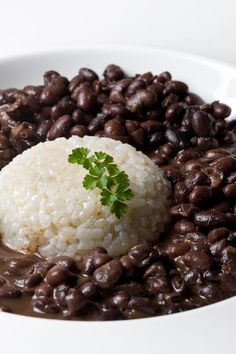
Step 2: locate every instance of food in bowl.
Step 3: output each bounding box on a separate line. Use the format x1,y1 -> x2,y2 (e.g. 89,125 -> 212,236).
0,64 -> 235,321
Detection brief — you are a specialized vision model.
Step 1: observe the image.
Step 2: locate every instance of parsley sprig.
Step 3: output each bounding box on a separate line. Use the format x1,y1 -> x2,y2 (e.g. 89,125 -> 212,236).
68,147 -> 134,218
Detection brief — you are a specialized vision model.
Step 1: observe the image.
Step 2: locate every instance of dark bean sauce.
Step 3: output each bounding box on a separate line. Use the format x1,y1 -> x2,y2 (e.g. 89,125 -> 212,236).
0,65 -> 236,320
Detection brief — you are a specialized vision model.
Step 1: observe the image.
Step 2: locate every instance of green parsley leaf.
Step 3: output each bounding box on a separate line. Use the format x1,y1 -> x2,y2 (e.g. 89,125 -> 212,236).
68,147 -> 134,218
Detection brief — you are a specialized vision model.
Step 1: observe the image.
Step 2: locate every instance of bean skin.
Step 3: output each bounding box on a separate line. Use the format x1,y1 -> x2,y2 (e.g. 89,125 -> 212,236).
223,184 -> 236,199
184,250 -> 212,271
126,89 -> 156,112
46,265 -> 69,287
189,186 -> 212,206
47,115 -> 72,140
212,101 -> 231,119
93,260 -> 123,289
194,210 -> 227,229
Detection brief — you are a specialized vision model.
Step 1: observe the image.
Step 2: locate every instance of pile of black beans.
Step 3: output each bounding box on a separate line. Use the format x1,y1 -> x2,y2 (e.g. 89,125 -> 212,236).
0,64 -> 234,169
0,65 -> 236,320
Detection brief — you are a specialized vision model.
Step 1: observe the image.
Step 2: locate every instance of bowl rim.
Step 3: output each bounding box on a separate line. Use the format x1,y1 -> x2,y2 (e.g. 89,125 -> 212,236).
0,43 -> 236,73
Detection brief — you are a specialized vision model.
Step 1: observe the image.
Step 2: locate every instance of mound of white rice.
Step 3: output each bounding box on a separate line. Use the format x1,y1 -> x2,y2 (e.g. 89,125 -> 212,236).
0,136 -> 170,258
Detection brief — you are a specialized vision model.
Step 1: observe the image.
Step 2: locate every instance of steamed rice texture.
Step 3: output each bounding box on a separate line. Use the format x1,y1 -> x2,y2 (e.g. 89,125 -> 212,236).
0,136 -> 170,258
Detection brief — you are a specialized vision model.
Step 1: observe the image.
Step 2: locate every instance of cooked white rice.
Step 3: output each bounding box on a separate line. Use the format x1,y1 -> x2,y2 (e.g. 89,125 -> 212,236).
0,136 -> 170,258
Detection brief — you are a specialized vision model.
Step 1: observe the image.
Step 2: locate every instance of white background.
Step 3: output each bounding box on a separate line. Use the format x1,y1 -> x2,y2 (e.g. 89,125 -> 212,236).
0,0 -> 236,64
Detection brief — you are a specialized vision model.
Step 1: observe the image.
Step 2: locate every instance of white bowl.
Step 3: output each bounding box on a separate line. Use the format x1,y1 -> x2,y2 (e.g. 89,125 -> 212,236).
0,45 -> 236,354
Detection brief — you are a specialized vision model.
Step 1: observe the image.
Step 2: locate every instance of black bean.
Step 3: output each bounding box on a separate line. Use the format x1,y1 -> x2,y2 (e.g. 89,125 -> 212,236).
204,148 -> 230,162
46,265 -> 69,287
212,101 -> 231,119
102,103 -> 128,118
47,115 -> 72,140
184,250 -> 212,271
185,171 -> 211,190
171,275 -> 186,293
194,210 -> 227,229
54,284 -> 69,307
103,64 -> 125,82
104,118 -> 126,137
79,68 -> 98,83
158,143 -> 175,159
222,246 -> 236,264
163,165 -> 182,184
36,120 -> 53,141
80,282 -> 97,298
137,72 -> 153,84
93,260 -> 123,288
145,277 -> 171,295
170,203 -> 199,218
65,288 -> 87,314
23,273 -> 43,289
93,253 -> 111,269
147,132 -> 165,148
191,111 -> 214,137
108,291 -> 129,309
69,75 -> 82,92
76,84 -> 97,112
157,71 -> 172,83
50,96 -> 76,121
219,272 -> 236,294
173,220 -> 196,234
184,92 -> 205,106
23,85 -> 43,96
175,149 -> 200,164
32,298 -> 59,314
183,269 -> 199,285
97,305 -> 121,320
126,89 -> 156,112
40,77 -> 68,105
208,228 -> 229,244
116,282 -> 144,296
205,168 -> 224,188
128,296 -> 156,315
88,113 -> 109,134
182,160 -> 205,174
162,93 -> 179,108
29,261 -> 54,278
140,120 -> 164,133
165,242 -> 190,258
10,122 -> 39,154
110,79 -> 132,104
173,182 -> 189,203
189,186 -> 212,206
143,262 -> 166,279
223,184 -> 236,199
43,70 -> 60,85
35,283 -> 53,298
70,125 -> 88,137
120,255 -> 134,277
126,80 -> 146,96
227,171 -> 236,184
165,128 -> 190,149
213,156 -> 236,176
50,256 -> 78,271
209,239 -> 228,257
128,244 -> 151,267
164,80 -> 188,95
81,247 -> 107,275
130,128 -> 145,145
165,102 -> 186,123
199,285 -> 223,302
